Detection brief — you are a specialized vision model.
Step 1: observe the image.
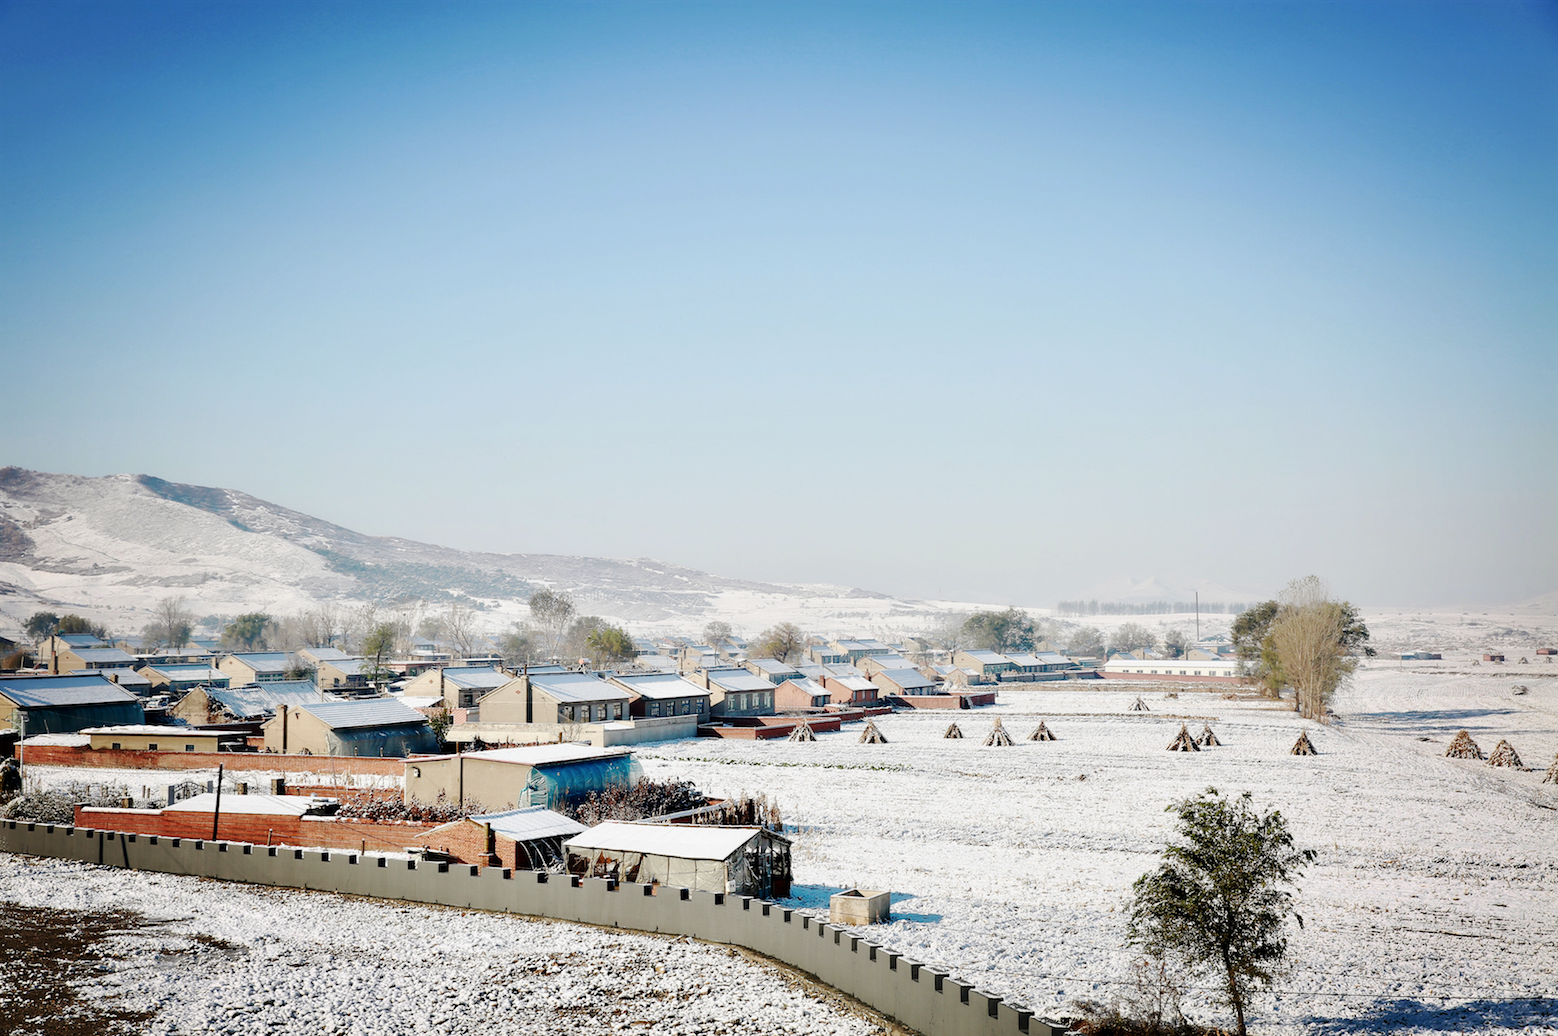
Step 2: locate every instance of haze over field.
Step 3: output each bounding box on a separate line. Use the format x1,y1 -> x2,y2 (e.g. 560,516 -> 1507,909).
2,2 -> 1553,609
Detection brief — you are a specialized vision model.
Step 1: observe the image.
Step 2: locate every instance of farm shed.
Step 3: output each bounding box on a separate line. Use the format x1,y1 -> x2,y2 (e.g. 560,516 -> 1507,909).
420,806 -> 586,870
404,744 -> 640,811
0,674 -> 144,734
563,821 -> 792,898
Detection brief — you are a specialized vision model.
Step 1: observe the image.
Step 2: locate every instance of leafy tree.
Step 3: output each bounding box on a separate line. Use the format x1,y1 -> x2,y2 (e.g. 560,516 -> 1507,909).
1065,627 -> 1105,658
528,589 -> 575,658
1232,601 -> 1283,697
55,614 -> 111,640
1109,622 -> 1157,655
222,612 -> 272,651
585,624 -> 636,667
360,623 -> 398,685
702,621 -> 734,645
1338,603 -> 1375,658
1271,577 -> 1363,721
961,608 -> 1035,653
1161,627 -> 1190,660
24,612 -> 59,643
562,616 -> 607,663
1128,788 -> 1314,1036
753,622 -> 805,663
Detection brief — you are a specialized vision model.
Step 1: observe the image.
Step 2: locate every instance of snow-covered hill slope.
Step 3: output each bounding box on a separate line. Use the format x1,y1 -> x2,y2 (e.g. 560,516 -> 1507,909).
0,467 -> 952,638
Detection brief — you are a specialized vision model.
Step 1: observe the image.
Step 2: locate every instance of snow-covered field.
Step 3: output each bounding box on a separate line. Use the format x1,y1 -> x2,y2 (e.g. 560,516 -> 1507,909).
635,657 -> 1558,1033
0,854 -> 890,1036
5,612 -> 1556,1034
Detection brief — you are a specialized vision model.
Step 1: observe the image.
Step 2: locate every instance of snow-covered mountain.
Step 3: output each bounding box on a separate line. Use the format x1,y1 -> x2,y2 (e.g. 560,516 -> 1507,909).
0,468 -> 961,640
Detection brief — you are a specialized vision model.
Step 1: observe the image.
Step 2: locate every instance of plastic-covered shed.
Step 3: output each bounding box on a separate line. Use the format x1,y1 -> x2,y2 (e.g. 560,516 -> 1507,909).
563,821 -> 792,897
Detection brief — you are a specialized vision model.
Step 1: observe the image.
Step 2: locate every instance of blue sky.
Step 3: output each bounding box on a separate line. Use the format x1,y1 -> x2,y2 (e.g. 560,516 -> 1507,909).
2,1 -> 1554,607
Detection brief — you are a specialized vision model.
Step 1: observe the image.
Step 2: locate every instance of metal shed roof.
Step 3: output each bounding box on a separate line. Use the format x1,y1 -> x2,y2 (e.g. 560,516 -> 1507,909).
563,822 -> 779,861
474,806 -> 587,842
703,669 -> 773,693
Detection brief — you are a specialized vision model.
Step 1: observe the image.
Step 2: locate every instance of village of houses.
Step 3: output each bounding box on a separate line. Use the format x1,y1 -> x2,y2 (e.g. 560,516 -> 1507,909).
4,612 -> 1555,1036
0,623 -> 1228,881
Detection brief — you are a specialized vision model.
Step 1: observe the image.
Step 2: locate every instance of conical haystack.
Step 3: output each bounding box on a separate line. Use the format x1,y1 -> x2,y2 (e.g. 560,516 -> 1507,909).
1167,722 -> 1201,752
984,717 -> 1015,747
944,722 -> 964,739
1290,730 -> 1318,756
1028,721 -> 1056,742
787,721 -> 816,742
1445,730 -> 1483,759
1487,740 -> 1522,768
1129,697 -> 1150,712
859,719 -> 888,744
1197,724 -> 1221,747
1542,752 -> 1558,785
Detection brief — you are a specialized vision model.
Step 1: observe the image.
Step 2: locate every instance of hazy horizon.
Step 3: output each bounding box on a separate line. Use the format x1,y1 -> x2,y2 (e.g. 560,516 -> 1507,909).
3,2 -> 1553,608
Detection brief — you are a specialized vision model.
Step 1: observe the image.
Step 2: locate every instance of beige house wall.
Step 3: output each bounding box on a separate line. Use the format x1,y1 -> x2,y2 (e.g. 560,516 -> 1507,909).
261,707 -> 333,756
218,657 -> 260,686
87,730 -> 219,752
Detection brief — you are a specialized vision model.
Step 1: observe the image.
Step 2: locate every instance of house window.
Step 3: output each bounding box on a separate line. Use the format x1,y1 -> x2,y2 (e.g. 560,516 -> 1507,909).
147,743 -> 157,750
185,744 -> 195,752
111,742 -> 121,750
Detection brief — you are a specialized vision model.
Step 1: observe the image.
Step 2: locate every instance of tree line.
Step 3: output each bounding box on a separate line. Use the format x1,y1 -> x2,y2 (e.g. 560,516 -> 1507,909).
1056,600 -> 1255,617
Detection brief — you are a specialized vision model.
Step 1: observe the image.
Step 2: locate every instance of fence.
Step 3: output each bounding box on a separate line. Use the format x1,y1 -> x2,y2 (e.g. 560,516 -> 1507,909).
1,819 -> 1060,1036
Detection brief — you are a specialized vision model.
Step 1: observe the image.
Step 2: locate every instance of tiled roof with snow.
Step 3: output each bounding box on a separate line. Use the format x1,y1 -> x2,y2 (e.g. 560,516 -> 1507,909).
296,698 -> 429,731
205,681 -> 325,718
609,673 -> 709,700
528,672 -> 628,704
0,674 -> 139,708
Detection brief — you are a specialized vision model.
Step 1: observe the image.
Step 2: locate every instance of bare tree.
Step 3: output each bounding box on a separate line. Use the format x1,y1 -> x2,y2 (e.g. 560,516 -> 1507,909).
753,622 -> 806,663
702,620 -> 734,646
143,596 -> 194,649
1270,576 -> 1358,722
342,603 -> 380,654
443,601 -> 483,659
528,589 -> 575,659
1110,622 -> 1157,655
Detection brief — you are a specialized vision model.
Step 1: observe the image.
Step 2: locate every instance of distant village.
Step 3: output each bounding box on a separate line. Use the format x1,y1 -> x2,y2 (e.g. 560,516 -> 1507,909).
0,603 -> 1247,899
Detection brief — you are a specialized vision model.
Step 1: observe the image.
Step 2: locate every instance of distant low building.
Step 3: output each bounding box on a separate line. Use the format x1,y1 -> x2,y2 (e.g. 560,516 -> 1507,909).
81,725 -> 220,753
478,671 -> 631,725
869,668 -> 941,698
219,652 -> 295,686
819,674 -> 879,706
742,658 -> 801,685
692,667 -> 776,718
262,698 -> 438,756
142,664 -> 231,694
774,677 -> 830,710
607,672 -> 711,721
952,650 -> 1015,681
0,673 -> 144,734
418,807 -> 587,870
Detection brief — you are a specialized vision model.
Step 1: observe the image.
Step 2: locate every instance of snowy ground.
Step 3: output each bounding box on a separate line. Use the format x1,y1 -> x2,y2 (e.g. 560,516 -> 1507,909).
635,657 -> 1558,1034
0,854 -> 890,1036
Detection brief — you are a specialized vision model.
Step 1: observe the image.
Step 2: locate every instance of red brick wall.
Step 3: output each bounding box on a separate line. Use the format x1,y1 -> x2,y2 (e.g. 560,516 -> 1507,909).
74,806 -> 442,852
18,745 -> 407,775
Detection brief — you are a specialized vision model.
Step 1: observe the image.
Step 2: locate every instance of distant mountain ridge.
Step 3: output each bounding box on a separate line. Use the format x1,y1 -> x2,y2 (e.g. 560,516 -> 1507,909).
0,467 -> 927,637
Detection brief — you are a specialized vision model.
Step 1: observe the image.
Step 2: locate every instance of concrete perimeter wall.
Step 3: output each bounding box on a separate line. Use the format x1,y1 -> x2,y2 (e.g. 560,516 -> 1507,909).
1,820 -> 1059,1036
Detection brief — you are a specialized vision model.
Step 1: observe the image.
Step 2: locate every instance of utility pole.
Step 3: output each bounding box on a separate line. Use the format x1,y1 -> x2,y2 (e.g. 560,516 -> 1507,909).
1194,591 -> 1200,644
211,764 -> 224,841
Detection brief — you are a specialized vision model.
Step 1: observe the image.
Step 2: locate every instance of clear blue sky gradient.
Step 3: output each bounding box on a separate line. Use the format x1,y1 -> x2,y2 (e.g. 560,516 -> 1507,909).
3,1 -> 1554,607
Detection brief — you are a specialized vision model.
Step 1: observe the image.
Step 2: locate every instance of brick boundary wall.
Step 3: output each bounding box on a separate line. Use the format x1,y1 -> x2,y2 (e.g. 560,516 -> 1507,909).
74,807 -> 444,855
13,745 -> 408,776
1,820 -> 1061,1036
